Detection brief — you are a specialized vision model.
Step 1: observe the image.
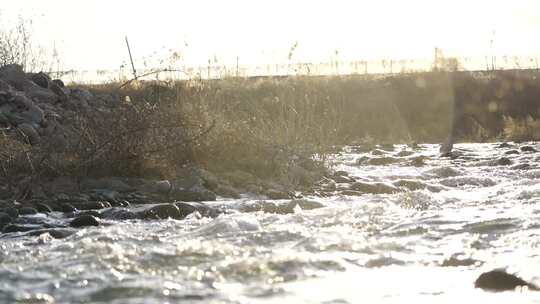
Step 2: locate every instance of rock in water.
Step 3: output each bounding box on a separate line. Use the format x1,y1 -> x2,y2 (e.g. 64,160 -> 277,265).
475,270 -> 539,291
70,215 -> 100,228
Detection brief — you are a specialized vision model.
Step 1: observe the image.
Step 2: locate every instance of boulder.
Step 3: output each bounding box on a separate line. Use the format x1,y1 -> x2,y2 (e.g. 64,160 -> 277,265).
475,270 -> 539,291
70,215 -> 100,228
350,181 -> 400,194
17,123 -> 40,144
30,72 -> 50,89
174,202 -> 222,218
138,203 -> 183,220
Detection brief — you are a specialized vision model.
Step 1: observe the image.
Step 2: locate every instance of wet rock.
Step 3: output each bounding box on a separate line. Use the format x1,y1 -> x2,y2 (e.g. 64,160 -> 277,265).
365,256 -> 405,268
333,175 -> 354,183
101,207 -> 137,220
441,256 -> 481,267
18,207 -> 38,215
72,201 -> 107,210
497,157 -> 512,166
511,163 -> 530,170
110,200 -> 130,208
350,182 -> 400,194
77,210 -> 102,218
409,156 -> 427,167
371,149 -> 386,155
60,203 -> 78,213
475,270 -> 539,291
138,203 -> 183,220
3,224 -> 42,233
520,146 -> 538,153
497,142 -> 514,149
174,202 -> 222,218
0,212 -> 12,226
393,179 -> 427,191
35,203 -> 53,213
70,215 -> 100,228
505,150 -> 520,155
241,199 -> 323,214
2,207 -> 19,218
27,228 -> 74,239
265,189 -> 291,199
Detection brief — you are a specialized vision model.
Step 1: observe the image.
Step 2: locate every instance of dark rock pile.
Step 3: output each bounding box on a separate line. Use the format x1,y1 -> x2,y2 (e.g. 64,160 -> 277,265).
0,64 -> 119,147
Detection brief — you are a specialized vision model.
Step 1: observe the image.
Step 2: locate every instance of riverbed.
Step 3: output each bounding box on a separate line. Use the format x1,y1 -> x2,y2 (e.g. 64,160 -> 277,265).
2,143 -> 540,303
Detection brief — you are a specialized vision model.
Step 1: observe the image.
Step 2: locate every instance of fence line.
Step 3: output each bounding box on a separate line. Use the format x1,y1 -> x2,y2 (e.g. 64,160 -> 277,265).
54,55 -> 540,84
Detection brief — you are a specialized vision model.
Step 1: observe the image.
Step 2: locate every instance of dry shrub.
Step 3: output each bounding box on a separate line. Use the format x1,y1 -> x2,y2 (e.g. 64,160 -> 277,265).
502,115 -> 540,141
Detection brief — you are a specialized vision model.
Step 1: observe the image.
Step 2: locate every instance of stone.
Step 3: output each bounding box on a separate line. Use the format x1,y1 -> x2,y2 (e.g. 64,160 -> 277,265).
520,146 -> 538,153
333,175 -> 354,183
3,224 -> 42,233
35,203 -> 53,213
60,203 -> 78,213
28,228 -> 74,239
265,189 -> 291,199
475,270 -> 539,291
505,150 -> 520,155
0,212 -> 12,226
49,82 -> 67,102
497,157 -> 512,166
174,202 -> 221,218
441,257 -> 480,267
0,64 -> 28,90
70,215 -> 100,228
51,79 -> 65,88
497,142 -> 514,148
101,208 -> 137,220
2,207 -> 19,218
18,207 -> 38,215
139,204 -> 183,220
72,201 -> 107,210
350,182 -> 400,194
17,123 -> 40,144
30,72 -> 50,89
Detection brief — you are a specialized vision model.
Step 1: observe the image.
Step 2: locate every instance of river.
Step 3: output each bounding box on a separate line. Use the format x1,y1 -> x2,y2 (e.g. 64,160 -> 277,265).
1,143 -> 540,303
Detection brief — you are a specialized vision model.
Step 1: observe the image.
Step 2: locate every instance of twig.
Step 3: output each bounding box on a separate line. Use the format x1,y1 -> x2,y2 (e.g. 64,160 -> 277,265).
118,69 -> 190,89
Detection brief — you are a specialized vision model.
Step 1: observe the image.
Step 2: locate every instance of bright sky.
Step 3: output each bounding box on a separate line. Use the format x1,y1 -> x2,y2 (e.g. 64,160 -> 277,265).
2,0 -> 540,71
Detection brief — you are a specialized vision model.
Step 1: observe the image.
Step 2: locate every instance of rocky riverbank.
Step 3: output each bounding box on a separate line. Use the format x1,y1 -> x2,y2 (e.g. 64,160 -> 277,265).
0,65 -> 341,237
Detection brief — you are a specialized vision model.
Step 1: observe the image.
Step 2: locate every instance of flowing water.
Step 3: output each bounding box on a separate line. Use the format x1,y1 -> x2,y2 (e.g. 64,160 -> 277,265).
2,143 -> 540,303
